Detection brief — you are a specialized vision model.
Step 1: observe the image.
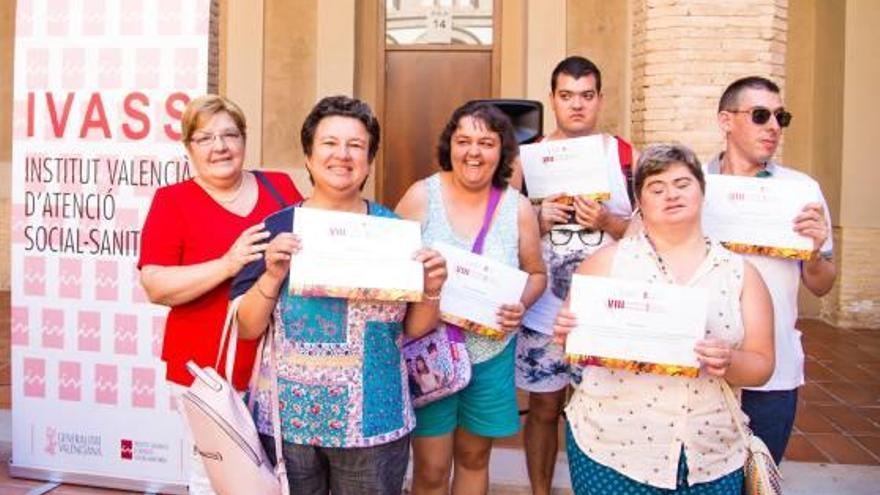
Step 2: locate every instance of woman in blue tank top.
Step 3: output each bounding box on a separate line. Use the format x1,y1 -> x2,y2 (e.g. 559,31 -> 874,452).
396,102 -> 547,495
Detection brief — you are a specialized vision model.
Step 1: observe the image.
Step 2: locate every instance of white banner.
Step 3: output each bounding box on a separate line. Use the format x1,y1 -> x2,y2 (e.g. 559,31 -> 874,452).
10,1 -> 211,492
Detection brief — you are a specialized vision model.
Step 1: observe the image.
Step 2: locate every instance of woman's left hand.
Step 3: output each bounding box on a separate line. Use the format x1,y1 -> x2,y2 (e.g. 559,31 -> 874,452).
695,338 -> 734,377
415,248 -> 447,299
497,302 -> 525,333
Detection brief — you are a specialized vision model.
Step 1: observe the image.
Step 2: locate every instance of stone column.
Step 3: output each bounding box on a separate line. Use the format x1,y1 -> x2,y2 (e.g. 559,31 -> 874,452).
824,0 -> 880,328
630,0 -> 788,159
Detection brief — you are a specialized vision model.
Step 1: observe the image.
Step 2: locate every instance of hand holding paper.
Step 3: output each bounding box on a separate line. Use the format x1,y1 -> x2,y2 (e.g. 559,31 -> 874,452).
496,301 -> 526,333
433,241 -> 528,338
414,247 -> 448,299
565,274 -> 709,377
792,202 -> 829,254
694,338 -> 734,377
702,175 -> 818,260
519,135 -> 611,202
263,232 -> 301,282
289,208 -> 424,301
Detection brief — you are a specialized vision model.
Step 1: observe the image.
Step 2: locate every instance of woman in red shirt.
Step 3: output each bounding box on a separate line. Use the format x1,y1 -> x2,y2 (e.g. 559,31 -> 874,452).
137,94 -> 301,494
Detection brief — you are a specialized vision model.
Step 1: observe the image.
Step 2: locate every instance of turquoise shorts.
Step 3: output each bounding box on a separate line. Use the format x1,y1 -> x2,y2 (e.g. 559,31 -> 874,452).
413,338 -> 520,438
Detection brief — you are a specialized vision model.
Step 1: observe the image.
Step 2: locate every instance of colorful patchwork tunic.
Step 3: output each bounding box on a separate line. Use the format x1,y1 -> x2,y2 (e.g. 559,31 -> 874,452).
234,202 -> 415,448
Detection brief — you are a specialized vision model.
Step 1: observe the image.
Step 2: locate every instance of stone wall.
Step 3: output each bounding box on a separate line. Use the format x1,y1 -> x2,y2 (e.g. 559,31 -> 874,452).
822,227 -> 880,328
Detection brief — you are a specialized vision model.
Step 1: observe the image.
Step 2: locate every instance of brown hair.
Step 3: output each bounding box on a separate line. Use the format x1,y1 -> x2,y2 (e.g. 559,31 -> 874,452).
180,94 -> 247,145
633,143 -> 705,201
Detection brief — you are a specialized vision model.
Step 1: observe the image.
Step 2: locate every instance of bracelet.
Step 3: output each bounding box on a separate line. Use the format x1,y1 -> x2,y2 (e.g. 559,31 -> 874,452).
255,278 -> 277,300
423,291 -> 441,302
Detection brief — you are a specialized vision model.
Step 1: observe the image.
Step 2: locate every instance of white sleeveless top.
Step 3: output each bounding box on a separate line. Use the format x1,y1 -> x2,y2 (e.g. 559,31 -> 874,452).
565,232 -> 750,489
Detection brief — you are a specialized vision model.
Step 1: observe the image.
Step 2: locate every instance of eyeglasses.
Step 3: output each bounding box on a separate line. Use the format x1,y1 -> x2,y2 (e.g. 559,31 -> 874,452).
190,130 -> 244,149
726,107 -> 792,128
549,228 -> 605,247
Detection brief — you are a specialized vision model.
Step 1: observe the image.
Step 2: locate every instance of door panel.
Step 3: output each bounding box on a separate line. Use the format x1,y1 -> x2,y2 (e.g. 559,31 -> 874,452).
382,50 -> 491,206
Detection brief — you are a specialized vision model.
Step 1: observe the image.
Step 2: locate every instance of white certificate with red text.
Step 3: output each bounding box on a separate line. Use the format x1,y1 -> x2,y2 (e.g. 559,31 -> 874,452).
702,175 -> 816,260
433,241 -> 528,339
566,275 -> 707,376
289,208 -> 424,301
519,135 -> 610,201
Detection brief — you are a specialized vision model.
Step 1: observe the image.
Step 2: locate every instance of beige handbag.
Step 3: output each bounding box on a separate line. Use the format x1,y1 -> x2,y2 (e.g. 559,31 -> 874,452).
182,296 -> 288,495
720,381 -> 783,495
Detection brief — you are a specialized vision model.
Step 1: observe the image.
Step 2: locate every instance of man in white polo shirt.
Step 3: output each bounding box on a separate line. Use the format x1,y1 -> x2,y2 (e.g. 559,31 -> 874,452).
707,76 -> 837,464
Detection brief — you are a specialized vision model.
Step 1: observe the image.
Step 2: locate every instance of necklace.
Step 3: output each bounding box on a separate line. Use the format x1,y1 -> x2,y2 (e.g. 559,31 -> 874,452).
643,230 -> 711,281
200,174 -> 246,204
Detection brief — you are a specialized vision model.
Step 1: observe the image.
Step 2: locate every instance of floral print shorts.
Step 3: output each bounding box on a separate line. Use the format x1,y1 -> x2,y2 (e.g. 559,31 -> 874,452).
515,327 -> 582,393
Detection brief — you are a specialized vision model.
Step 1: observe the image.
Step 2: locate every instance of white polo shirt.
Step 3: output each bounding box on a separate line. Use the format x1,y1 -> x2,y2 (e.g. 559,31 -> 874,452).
705,154 -> 833,391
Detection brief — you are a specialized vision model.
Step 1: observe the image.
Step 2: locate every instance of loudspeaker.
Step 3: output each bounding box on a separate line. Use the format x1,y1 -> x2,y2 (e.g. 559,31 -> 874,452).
468,99 -> 543,145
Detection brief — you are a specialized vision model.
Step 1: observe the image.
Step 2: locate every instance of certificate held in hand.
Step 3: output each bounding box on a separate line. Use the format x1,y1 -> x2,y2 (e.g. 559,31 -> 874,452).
566,275 -> 708,378
519,135 -> 610,202
289,208 -> 424,302
702,175 -> 816,260
433,241 -> 528,339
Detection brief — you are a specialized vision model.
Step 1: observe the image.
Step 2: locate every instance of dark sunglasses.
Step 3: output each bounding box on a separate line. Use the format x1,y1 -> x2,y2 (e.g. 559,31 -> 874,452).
727,107 -> 792,128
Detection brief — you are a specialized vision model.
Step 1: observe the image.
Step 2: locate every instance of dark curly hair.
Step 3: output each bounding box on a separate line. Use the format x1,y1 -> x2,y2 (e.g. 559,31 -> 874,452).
436,101 -> 518,189
300,95 -> 381,162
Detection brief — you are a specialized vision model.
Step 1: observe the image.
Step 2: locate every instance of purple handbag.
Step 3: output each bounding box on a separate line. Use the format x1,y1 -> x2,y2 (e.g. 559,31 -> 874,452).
404,186 -> 503,408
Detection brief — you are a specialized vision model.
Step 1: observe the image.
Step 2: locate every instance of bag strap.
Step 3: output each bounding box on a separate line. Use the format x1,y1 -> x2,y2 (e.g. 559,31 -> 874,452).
472,187 -> 503,254
253,170 -> 288,209
215,296 -> 243,375
228,296 -> 288,492
719,380 -> 750,446
614,135 -> 636,207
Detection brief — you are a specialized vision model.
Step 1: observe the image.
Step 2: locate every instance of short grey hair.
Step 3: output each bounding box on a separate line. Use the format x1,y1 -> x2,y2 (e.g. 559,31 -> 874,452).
633,143 -> 705,201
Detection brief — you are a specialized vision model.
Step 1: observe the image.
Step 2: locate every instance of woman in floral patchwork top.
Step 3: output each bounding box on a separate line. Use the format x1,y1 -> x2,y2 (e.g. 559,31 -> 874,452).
233,96 -> 447,495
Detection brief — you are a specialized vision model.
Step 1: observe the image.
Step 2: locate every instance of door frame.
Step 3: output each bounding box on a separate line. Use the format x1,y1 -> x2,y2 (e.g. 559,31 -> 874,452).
370,0 -> 502,204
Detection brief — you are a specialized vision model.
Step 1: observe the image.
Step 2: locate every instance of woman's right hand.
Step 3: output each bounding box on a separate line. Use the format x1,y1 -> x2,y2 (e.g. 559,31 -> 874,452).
539,193 -> 574,234
264,232 -> 302,281
222,223 -> 271,278
552,307 -> 578,346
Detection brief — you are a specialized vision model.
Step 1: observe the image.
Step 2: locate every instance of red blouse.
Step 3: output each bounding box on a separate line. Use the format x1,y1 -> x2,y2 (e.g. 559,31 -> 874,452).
138,170 -> 302,389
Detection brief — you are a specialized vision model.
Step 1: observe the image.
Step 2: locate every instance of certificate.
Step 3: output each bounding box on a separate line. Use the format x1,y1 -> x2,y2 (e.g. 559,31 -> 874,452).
519,135 -> 610,201
433,241 -> 528,339
522,286 -> 563,335
702,175 -> 816,260
566,275 -> 708,377
289,208 -> 423,301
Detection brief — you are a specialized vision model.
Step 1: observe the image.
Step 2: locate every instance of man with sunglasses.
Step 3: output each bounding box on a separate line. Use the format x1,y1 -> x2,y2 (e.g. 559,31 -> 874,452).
510,56 -> 637,495
708,76 -> 837,464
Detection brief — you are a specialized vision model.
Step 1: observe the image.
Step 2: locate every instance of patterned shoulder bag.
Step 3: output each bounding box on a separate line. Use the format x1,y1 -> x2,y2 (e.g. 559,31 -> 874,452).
403,186 -> 503,408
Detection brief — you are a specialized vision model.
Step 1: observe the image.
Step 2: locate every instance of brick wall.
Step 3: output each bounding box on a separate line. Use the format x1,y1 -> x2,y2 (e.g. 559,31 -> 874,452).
631,0 -> 788,161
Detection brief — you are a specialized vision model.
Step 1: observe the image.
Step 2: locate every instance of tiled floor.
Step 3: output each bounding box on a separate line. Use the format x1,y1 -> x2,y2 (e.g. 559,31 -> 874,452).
786,319 -> 880,464
0,292 -> 878,493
